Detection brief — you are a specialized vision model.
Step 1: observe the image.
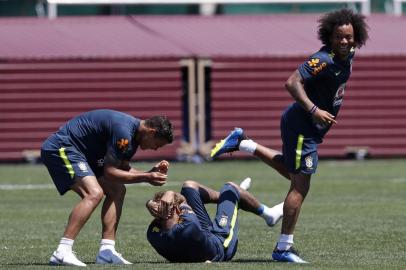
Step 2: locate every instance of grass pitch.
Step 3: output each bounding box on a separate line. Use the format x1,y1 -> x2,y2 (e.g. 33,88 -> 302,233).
0,159 -> 405,269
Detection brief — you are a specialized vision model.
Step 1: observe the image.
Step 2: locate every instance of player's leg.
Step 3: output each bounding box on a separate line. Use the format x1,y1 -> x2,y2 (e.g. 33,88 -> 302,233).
95,177 -> 131,265
182,180 -> 220,203
210,183 -> 241,261
65,176 -> 105,239
49,175 -> 103,267
181,180 -> 218,231
42,147 -> 102,267
272,126 -> 317,263
227,182 -> 284,227
272,172 -> 310,264
210,128 -> 290,180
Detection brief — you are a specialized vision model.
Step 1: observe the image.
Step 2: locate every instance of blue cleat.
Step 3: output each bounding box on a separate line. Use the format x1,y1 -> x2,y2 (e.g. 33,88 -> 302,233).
210,128 -> 246,159
272,246 -> 308,263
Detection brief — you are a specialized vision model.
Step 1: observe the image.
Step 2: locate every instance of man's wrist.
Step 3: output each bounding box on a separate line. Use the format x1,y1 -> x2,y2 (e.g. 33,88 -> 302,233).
309,105 -> 318,114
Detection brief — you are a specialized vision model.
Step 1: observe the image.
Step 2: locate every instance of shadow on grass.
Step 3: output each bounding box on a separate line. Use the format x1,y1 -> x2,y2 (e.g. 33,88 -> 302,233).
5,258 -> 275,266
232,258 -> 275,263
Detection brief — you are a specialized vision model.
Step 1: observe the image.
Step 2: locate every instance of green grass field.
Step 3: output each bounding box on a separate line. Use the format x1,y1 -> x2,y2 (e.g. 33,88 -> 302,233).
0,159 -> 405,269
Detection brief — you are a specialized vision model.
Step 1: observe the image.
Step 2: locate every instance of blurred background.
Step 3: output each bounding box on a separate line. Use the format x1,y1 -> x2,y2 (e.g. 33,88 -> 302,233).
1,0 -> 406,163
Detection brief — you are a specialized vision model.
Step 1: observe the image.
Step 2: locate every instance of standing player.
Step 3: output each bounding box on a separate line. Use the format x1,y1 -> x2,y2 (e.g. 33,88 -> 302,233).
146,178 -> 284,262
41,109 -> 173,266
210,9 -> 369,263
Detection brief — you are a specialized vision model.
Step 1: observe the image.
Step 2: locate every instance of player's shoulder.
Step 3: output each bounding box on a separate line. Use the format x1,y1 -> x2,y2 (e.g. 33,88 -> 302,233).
307,46 -> 334,65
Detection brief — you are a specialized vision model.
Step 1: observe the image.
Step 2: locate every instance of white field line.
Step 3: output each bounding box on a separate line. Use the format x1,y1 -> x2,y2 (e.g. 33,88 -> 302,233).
0,181 -> 183,190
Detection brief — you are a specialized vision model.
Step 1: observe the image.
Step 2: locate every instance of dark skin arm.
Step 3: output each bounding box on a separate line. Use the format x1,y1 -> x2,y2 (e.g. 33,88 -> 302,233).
103,151 -> 167,186
285,69 -> 337,126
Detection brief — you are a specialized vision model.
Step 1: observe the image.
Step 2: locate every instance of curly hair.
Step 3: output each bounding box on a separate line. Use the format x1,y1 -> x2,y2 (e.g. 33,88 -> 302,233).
318,8 -> 369,48
145,115 -> 174,143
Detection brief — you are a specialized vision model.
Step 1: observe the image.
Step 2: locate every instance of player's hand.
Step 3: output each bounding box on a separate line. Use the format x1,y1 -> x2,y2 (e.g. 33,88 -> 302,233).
146,199 -> 174,220
150,160 -> 169,174
312,108 -> 337,126
148,172 -> 167,186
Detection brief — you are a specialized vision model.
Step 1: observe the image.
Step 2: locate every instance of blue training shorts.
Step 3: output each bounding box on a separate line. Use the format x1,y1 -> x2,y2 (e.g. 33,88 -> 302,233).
281,113 -> 319,175
41,144 -> 96,195
181,183 -> 240,261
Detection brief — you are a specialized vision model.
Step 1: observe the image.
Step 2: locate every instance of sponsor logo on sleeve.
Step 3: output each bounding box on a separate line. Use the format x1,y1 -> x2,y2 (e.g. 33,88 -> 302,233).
117,138 -> 129,152
308,58 -> 327,76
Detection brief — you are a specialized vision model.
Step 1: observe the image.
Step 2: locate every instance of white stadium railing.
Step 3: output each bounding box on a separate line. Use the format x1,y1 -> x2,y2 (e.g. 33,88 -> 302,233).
394,0 -> 406,16
46,0 -> 371,19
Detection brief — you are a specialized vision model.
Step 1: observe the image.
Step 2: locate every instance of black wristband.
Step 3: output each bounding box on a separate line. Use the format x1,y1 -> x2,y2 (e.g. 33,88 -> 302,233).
309,105 -> 318,114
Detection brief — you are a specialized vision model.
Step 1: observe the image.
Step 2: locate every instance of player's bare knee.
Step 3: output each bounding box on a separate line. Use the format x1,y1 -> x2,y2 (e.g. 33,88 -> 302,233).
226,182 -> 240,190
182,180 -> 199,190
86,187 -> 104,205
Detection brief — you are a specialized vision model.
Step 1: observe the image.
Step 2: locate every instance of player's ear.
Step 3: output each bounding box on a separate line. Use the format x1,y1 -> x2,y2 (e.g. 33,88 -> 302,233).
146,127 -> 157,136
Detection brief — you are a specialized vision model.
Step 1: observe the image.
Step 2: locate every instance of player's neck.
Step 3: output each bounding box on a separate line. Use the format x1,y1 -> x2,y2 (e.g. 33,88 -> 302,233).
135,120 -> 146,142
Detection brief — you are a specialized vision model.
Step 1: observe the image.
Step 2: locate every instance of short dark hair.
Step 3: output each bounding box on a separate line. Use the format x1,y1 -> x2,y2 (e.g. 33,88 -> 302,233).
145,115 -> 174,143
318,8 -> 369,48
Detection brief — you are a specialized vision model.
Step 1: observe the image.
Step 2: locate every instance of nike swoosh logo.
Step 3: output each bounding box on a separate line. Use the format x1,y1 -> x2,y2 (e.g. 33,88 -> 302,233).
335,71 -> 341,76
51,255 -> 64,264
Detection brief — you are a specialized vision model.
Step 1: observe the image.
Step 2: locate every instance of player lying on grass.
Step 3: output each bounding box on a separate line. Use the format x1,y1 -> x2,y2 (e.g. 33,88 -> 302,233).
146,178 -> 284,262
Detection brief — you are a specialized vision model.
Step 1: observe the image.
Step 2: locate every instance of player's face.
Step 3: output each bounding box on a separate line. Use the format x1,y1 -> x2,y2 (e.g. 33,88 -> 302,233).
330,23 -> 354,59
140,136 -> 169,151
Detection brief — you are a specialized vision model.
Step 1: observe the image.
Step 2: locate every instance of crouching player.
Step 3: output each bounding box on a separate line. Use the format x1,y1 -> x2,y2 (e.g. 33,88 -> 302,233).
146,178 -> 284,262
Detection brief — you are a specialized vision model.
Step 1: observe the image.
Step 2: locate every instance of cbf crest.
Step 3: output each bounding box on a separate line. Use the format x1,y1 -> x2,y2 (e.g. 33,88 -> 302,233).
219,215 -> 228,227
305,156 -> 313,169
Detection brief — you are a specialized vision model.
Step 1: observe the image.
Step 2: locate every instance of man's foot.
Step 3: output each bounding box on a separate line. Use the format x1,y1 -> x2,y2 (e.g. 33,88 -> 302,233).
272,246 -> 307,263
95,249 -> 132,265
239,177 -> 252,191
264,202 -> 284,227
49,250 -> 87,267
210,128 -> 246,159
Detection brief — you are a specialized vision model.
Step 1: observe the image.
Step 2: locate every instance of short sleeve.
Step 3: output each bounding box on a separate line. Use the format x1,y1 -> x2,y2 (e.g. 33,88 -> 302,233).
107,124 -> 135,161
298,52 -> 330,82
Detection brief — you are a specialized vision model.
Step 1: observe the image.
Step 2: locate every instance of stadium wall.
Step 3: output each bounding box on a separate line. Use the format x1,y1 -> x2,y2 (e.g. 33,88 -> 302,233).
0,59 -> 183,161
1,15 -> 406,162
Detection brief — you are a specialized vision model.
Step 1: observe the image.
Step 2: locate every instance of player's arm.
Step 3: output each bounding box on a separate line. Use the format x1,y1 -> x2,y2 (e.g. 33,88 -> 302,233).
103,151 -> 167,185
286,69 -> 337,125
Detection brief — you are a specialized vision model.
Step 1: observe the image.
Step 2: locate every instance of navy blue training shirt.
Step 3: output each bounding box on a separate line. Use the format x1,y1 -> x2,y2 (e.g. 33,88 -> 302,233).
286,46 -> 355,138
146,212 -> 222,262
46,109 -> 140,171
298,45 -> 354,117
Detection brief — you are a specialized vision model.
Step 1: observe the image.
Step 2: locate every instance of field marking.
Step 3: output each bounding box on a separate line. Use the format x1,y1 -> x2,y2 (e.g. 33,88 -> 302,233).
0,184 -> 54,190
390,178 -> 406,183
0,181 -> 183,190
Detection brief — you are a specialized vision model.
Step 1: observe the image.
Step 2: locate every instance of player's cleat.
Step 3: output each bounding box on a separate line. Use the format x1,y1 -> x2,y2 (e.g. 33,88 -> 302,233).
272,246 -> 307,263
49,250 -> 87,267
96,249 -> 133,265
210,128 -> 246,159
239,177 -> 252,191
